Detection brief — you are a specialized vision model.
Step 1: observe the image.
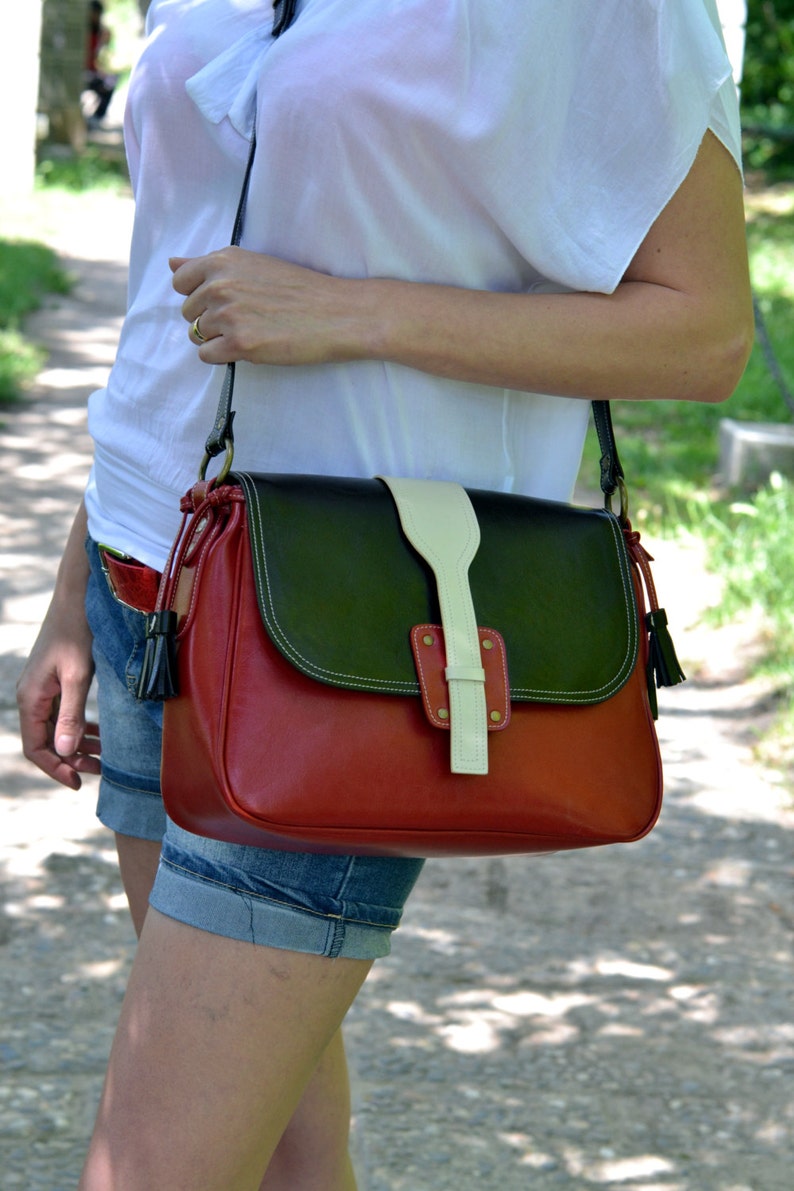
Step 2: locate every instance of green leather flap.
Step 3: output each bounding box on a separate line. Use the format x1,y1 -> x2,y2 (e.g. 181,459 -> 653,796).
236,472 -> 639,705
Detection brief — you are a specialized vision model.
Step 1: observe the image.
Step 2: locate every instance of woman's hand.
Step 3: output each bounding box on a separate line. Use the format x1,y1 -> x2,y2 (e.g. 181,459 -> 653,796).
170,247 -> 368,367
17,502 -> 100,790
17,602 -> 101,790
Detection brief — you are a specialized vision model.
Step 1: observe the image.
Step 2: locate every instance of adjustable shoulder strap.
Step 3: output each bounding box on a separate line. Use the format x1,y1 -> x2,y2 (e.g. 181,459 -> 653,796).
201,131 -> 258,467
202,2 -> 299,469
272,0 -> 298,38
592,400 -> 626,515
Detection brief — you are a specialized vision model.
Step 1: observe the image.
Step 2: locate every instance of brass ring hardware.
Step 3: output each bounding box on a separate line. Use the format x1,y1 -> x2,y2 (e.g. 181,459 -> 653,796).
198,438 -> 235,487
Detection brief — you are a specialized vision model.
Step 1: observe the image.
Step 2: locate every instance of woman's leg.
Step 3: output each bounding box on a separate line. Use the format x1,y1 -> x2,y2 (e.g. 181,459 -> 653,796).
111,833 -> 361,1189
115,833 -> 161,938
79,907 -> 371,1191
260,1028 -> 358,1191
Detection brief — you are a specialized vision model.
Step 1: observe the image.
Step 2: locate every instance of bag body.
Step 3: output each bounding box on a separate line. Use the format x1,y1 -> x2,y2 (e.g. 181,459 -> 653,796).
157,473 -> 663,856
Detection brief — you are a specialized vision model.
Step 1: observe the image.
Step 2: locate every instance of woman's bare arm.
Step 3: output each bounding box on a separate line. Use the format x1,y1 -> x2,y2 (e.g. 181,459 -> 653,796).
172,131 -> 753,404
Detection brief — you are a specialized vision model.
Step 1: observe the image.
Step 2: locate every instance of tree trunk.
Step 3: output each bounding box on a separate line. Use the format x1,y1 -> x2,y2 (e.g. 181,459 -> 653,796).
39,0 -> 88,151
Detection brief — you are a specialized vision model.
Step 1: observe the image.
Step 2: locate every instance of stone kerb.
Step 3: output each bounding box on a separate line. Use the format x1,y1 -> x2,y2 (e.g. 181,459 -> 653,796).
718,418 -> 794,489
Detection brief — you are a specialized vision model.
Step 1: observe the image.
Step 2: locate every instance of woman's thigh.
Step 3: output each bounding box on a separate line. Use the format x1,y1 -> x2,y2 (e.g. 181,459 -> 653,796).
80,908 -> 372,1191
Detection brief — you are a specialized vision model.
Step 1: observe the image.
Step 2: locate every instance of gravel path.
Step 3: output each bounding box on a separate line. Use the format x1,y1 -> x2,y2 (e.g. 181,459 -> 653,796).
1,192 -> 792,1191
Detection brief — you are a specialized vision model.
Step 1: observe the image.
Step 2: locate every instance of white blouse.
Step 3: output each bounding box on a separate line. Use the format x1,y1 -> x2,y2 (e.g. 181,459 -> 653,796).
85,0 -> 741,569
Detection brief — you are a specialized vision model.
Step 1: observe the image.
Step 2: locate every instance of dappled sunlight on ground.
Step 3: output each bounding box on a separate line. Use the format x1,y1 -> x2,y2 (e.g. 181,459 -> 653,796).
348,786 -> 792,1188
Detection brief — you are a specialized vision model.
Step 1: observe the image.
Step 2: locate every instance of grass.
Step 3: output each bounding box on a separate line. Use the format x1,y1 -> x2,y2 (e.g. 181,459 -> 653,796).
703,472 -> 794,779
0,153 -> 132,402
36,144 -> 130,193
705,473 -> 794,652
0,238 -> 72,403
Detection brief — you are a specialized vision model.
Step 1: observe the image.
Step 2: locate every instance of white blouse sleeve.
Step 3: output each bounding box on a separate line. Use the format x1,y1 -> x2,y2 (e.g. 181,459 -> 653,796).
480,0 -> 741,294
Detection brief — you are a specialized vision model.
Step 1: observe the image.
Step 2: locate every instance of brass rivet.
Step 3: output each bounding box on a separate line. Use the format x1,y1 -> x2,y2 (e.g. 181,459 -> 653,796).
490,710 -> 502,723
438,708 -> 449,720
422,634 -> 435,647
482,638 -> 494,651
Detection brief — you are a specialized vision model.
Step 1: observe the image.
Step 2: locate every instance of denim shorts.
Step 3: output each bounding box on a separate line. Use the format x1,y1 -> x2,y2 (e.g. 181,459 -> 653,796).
85,538 -> 425,959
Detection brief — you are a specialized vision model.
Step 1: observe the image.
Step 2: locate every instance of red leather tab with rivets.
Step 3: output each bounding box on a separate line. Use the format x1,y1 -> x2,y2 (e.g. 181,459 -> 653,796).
410,625 -> 511,732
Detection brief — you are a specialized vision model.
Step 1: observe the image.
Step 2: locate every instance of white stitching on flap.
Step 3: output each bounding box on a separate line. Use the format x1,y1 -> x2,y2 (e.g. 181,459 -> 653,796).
238,474 -> 637,704
240,473 -> 416,693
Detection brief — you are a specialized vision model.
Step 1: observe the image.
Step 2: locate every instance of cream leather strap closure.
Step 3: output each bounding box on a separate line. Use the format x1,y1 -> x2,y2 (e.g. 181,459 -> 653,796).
379,476 -> 488,775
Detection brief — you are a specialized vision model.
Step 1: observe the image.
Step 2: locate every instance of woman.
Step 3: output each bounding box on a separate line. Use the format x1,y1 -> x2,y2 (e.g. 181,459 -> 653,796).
17,1 -> 753,1187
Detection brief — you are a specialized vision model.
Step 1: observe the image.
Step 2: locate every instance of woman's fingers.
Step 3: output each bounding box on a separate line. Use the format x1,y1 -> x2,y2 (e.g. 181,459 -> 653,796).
169,247 -> 361,366
18,678 -> 101,789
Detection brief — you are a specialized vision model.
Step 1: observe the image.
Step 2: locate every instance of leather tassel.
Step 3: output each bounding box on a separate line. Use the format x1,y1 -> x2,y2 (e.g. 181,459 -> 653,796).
646,608 -> 686,689
645,660 -> 659,721
137,610 -> 179,700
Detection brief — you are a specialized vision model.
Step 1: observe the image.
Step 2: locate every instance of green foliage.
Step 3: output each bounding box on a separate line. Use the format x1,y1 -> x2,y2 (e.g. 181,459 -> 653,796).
742,1 -> 794,174
705,472 -> 794,647
0,239 -> 71,403
704,474 -> 790,781
743,1 -> 794,111
0,329 -> 46,405
36,145 -> 130,192
703,474 -> 794,767
0,240 -> 72,320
